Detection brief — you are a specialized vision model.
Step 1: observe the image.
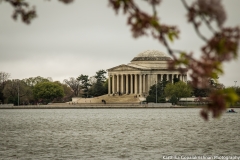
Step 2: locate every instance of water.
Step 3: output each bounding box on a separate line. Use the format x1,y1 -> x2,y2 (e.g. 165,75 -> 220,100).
0,108 -> 239,160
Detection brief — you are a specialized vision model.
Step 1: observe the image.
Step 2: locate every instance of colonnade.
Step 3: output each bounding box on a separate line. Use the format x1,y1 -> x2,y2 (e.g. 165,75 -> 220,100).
108,73 -> 187,95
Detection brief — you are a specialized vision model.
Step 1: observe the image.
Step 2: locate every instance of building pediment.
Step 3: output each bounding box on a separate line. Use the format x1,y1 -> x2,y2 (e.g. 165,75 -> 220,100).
107,64 -> 142,71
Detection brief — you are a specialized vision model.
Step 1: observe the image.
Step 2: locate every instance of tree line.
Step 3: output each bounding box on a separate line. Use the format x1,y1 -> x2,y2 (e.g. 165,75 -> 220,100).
1,70 -> 239,107
146,76 -> 240,107
0,70 -> 108,105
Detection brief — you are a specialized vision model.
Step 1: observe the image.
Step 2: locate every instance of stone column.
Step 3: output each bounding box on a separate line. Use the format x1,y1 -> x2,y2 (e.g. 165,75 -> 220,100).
112,75 -> 115,93
108,75 -> 111,94
139,74 -> 142,95
135,74 -> 138,94
143,74 -> 145,93
126,74 -> 129,94
147,74 -> 151,92
121,74 -> 124,94
130,74 -> 133,94
117,74 -> 119,92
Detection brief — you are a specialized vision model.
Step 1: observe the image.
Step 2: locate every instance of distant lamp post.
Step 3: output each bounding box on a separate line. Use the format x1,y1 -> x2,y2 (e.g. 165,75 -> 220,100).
234,81 -> 237,88
17,80 -> 19,106
185,80 -> 187,103
155,81 -> 157,103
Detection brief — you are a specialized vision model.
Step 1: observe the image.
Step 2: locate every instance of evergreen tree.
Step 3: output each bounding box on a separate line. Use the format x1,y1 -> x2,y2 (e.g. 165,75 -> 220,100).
173,77 -> 180,84
146,76 -> 169,103
89,70 -> 107,97
77,74 -> 91,98
169,95 -> 178,105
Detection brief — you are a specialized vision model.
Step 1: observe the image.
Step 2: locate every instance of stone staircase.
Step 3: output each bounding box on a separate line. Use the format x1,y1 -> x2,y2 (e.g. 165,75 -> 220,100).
76,94 -> 141,104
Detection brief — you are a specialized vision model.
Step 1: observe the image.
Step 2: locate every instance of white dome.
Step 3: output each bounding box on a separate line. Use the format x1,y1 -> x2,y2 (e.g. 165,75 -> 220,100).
131,50 -> 171,61
136,50 -> 168,57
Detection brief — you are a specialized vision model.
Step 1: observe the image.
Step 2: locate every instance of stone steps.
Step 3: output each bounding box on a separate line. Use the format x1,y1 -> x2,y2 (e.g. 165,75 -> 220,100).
76,94 -> 140,104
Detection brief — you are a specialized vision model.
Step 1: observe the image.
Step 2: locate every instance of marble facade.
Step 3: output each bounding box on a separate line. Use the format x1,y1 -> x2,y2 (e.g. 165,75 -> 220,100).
107,50 -> 188,96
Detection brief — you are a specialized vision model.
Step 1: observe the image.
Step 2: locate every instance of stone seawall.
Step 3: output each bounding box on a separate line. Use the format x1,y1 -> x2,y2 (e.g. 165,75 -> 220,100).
0,103 -> 178,109
3,103 -> 227,109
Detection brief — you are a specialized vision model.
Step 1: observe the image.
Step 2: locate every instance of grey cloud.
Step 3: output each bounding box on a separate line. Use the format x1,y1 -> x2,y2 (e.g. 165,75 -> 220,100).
0,0 -> 240,86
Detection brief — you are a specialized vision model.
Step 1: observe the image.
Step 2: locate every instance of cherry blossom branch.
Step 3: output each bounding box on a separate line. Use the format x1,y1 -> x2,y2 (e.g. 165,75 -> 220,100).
181,0 -> 208,42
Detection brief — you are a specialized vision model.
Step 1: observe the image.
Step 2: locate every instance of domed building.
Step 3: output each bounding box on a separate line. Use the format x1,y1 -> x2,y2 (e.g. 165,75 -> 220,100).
107,50 -> 188,96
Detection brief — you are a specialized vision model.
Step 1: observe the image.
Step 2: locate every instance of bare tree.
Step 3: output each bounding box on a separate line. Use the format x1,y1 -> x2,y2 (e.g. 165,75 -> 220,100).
0,71 -> 10,85
0,71 -> 11,103
63,77 -> 81,97
89,76 -> 97,86
3,79 -> 32,105
23,76 -> 50,87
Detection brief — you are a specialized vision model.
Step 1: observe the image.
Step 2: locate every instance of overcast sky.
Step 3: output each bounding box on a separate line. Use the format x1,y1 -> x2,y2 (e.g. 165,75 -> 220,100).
0,0 -> 239,87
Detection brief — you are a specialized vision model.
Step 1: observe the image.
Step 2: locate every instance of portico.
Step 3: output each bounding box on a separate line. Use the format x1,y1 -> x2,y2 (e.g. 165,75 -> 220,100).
107,50 -> 188,96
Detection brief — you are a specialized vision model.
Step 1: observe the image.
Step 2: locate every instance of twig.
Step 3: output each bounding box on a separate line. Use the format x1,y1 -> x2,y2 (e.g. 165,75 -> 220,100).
200,15 -> 216,33
181,0 -> 208,42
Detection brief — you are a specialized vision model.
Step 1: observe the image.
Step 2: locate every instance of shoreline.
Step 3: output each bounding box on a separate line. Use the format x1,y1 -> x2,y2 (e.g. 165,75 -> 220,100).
0,104 -> 239,109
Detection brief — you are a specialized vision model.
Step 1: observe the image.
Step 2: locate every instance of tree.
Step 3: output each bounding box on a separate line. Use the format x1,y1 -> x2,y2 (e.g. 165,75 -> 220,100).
103,79 -> 108,94
3,79 -> 32,105
146,76 -> 169,103
89,82 -> 106,97
2,0 -> 240,119
169,95 -> 178,105
0,72 -> 10,85
0,71 -> 10,103
173,77 -> 180,84
147,83 -> 162,103
193,87 -> 209,97
235,87 -> 240,97
63,77 -> 81,97
54,81 -> 73,102
89,70 -> 108,97
94,70 -> 107,83
192,78 -> 224,97
165,81 -> 192,102
33,81 -> 64,104
23,76 -> 50,88
146,84 -> 167,103
77,74 -> 91,98
89,76 -> 97,86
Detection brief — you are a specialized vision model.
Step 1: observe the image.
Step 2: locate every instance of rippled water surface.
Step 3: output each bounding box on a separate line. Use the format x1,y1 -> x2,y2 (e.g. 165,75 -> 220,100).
0,108 -> 239,159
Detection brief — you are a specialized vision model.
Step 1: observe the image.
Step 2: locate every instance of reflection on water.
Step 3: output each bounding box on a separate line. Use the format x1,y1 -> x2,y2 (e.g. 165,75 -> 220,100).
0,108 -> 239,159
